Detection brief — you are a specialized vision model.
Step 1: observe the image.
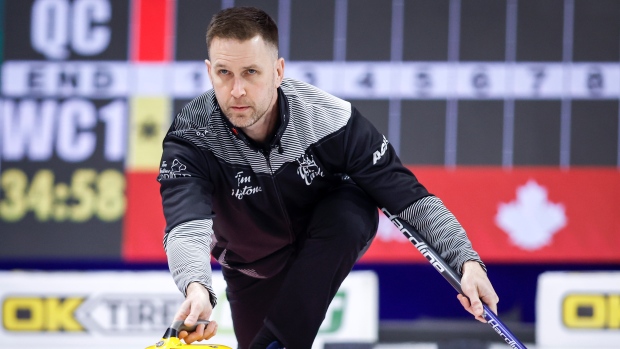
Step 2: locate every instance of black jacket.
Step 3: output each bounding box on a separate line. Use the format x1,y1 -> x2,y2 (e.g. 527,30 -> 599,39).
159,78 -> 481,302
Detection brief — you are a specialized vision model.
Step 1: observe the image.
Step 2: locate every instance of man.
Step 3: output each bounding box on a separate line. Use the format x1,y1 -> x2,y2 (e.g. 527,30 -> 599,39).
158,6 -> 498,349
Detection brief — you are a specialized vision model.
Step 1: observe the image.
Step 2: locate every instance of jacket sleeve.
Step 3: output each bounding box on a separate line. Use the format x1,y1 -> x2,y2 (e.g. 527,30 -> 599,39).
343,107 -> 484,273
397,196 -> 485,274
158,135 -> 217,307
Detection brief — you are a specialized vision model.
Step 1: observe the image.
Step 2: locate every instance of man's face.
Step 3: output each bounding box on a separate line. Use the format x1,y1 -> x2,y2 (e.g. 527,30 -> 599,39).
206,36 -> 284,130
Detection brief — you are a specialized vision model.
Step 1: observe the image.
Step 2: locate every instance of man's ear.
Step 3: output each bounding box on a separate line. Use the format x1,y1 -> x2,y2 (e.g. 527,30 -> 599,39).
205,59 -> 215,86
275,57 -> 285,87
205,59 -> 212,74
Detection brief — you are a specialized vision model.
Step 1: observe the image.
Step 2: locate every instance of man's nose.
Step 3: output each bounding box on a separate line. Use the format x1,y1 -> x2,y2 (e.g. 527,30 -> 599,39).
231,78 -> 246,98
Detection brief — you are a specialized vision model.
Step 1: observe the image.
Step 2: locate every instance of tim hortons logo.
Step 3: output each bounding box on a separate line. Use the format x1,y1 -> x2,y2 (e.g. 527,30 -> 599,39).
231,171 -> 262,200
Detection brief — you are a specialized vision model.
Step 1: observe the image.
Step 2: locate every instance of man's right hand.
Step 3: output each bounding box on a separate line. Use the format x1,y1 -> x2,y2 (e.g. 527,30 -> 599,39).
174,282 -> 218,343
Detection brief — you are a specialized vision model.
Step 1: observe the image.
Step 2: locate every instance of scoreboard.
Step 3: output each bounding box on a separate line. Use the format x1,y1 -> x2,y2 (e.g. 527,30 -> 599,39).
1,0 -> 132,260
1,0 -> 620,264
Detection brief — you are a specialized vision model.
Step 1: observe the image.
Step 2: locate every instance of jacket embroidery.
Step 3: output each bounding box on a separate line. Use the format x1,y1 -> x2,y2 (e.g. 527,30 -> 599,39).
158,159 -> 191,180
296,154 -> 324,185
231,171 -> 262,199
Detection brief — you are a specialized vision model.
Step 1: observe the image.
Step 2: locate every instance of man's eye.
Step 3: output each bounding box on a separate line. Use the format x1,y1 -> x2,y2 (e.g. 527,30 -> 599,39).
247,69 -> 257,74
219,69 -> 229,75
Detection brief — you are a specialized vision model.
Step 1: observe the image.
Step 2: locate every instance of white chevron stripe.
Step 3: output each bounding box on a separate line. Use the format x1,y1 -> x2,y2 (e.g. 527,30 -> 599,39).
398,196 -> 485,274
164,219 -> 218,307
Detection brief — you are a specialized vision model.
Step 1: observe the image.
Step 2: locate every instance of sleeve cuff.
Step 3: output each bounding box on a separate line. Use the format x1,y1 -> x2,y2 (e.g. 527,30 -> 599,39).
182,280 -> 218,309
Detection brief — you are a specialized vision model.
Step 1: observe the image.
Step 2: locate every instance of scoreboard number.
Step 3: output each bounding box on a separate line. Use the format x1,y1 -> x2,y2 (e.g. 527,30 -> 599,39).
530,66 -> 546,94
415,70 -> 432,91
0,168 -> 125,223
587,66 -> 604,95
471,68 -> 490,95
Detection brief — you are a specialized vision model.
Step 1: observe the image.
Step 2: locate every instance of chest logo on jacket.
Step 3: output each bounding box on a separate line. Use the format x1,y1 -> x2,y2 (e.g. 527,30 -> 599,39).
232,171 -> 262,200
158,159 -> 191,180
296,154 -> 324,185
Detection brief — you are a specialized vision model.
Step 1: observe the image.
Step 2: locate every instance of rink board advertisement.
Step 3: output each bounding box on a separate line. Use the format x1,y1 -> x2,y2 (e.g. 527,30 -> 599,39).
0,270 -> 378,349
1,0 -> 620,265
536,272 -> 620,349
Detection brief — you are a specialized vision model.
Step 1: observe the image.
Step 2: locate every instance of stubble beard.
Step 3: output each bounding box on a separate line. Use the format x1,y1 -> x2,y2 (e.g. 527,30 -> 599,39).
226,105 -> 263,129
224,85 -> 275,130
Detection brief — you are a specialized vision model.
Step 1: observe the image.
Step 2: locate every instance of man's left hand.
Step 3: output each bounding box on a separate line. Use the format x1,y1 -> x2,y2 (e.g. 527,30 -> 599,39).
457,260 -> 499,323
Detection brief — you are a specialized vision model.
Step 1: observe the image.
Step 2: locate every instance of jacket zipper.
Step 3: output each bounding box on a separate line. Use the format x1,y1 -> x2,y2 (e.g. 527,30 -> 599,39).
262,148 -> 295,244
